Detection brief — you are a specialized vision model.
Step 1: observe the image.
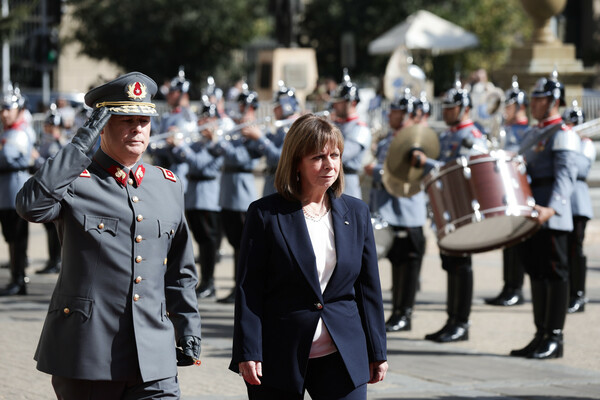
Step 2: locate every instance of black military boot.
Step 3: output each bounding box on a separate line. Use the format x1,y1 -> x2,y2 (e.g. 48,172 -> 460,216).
484,285 -> 524,306
435,269 -> 472,343
529,280 -> 568,360
568,255 -> 587,313
511,279 -> 546,357
386,260 -> 420,332
425,272 -> 455,341
0,244 -> 27,296
196,243 -> 217,299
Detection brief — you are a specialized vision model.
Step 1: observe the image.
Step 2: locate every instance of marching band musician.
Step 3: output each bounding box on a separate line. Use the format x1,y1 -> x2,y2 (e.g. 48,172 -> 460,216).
510,71 -> 579,360
214,86 -> 263,303
31,106 -> 68,275
331,69 -> 372,199
411,79 -> 487,343
242,80 -> 301,196
562,101 -> 595,314
485,76 -> 529,307
0,84 -> 33,296
151,67 -> 198,168
364,89 -> 429,332
166,100 -> 225,300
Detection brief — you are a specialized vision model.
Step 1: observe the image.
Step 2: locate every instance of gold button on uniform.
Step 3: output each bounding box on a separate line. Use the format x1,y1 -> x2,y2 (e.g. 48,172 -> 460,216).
63,307 -> 70,314
170,229 -> 175,235
163,258 -> 168,265
135,256 -> 142,263
133,294 -> 140,301
132,196 -> 139,203
128,178 -> 134,185
98,223 -> 104,229
136,215 -> 143,222
135,235 -> 142,243
135,276 -> 142,284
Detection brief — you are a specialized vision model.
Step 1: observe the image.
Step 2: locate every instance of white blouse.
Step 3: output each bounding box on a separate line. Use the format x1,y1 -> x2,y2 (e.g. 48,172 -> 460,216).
304,210 -> 338,358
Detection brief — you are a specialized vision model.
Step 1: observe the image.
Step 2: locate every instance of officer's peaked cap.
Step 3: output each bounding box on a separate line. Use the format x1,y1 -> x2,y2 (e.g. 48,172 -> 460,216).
84,72 -> 158,117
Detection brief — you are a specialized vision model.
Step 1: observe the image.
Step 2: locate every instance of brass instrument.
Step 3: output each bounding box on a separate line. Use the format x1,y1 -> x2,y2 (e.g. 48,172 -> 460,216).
573,117 -> 600,140
148,119 -> 221,149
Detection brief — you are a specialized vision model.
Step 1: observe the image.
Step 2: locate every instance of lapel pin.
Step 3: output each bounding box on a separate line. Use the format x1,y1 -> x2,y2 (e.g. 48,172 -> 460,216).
344,221 -> 349,225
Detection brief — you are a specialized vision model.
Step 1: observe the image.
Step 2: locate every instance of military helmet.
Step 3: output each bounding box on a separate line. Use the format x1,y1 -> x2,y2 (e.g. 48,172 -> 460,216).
2,83 -> 26,110
390,87 -> 415,113
531,69 -> 565,106
169,66 -> 191,94
44,104 -> 63,127
442,75 -> 471,109
237,83 -> 259,110
331,68 -> 360,103
272,80 -> 299,117
413,91 -> 431,116
203,76 -> 223,101
505,75 -> 528,107
562,99 -> 585,126
199,97 -> 220,119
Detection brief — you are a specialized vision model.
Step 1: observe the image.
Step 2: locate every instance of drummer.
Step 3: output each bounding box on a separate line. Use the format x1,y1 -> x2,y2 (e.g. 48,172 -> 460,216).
364,89 -> 429,332
411,78 -> 487,343
509,71 -> 579,360
485,76 -> 530,307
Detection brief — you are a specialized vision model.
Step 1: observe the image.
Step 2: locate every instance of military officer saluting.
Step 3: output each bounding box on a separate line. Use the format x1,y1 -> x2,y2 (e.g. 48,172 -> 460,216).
16,72 -> 202,398
331,69 -> 371,199
510,71 -> 579,359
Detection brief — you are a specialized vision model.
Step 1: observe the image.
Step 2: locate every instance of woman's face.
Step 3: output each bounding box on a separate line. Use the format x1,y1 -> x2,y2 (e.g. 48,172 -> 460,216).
297,142 -> 341,193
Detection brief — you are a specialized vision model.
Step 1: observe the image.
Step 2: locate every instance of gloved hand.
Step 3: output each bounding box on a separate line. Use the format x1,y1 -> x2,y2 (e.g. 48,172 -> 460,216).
176,335 -> 201,366
71,107 -> 111,154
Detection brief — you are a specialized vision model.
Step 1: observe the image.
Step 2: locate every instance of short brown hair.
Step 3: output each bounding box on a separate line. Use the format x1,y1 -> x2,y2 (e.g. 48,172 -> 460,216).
274,114 -> 345,201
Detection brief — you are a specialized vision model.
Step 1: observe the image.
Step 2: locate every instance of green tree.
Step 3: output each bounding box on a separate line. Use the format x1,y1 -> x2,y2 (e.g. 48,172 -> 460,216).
68,0 -> 269,91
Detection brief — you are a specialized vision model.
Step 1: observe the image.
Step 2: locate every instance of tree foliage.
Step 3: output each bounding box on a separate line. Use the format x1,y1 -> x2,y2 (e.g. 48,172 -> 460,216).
68,0 -> 269,91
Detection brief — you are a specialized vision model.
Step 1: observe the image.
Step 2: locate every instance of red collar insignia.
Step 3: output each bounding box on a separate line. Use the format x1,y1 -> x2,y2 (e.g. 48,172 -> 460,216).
538,116 -> 562,128
133,165 -> 145,186
451,120 -> 475,132
108,166 -> 128,186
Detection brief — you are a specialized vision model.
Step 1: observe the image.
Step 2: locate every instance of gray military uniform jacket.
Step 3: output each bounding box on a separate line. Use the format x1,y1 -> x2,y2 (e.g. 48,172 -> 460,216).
335,114 -> 371,199
0,120 -> 33,209
16,144 -> 201,382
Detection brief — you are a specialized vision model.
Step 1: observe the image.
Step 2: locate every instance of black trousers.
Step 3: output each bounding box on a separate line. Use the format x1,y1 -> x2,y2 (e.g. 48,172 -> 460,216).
520,228 -> 569,282
186,209 -> 222,283
0,209 -> 29,283
246,352 -> 366,400
221,209 -> 247,273
51,375 -> 180,400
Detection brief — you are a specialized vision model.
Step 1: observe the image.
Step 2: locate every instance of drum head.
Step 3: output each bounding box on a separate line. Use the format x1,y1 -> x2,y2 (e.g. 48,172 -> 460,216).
438,215 -> 539,255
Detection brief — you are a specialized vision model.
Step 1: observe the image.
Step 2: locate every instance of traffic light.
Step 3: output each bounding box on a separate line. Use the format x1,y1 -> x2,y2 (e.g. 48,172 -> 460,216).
31,29 -> 60,67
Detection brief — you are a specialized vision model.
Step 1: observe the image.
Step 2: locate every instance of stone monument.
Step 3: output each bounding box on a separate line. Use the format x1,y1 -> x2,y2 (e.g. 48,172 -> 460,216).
495,0 -> 593,105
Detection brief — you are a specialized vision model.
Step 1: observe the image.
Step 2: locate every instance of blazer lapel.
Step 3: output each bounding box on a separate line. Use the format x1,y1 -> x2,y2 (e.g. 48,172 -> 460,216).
327,193 -> 351,292
277,197 -> 322,299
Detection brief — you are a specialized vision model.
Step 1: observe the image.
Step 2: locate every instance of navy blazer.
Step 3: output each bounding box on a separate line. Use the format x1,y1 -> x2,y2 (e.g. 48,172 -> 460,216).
229,191 -> 387,394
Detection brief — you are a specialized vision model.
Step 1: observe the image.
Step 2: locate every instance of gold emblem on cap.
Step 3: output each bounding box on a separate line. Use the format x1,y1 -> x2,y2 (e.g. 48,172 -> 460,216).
127,81 -> 147,100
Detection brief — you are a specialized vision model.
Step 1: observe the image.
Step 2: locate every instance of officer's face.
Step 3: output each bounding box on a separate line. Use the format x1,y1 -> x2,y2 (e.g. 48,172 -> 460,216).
530,97 -> 551,121
0,107 -> 20,127
101,115 -> 151,166
503,103 -> 517,123
442,105 -> 461,126
388,109 -> 406,130
332,100 -> 349,119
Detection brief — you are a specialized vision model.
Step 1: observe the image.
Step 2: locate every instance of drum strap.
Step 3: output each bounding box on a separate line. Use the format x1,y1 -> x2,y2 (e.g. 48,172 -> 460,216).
517,124 -> 561,156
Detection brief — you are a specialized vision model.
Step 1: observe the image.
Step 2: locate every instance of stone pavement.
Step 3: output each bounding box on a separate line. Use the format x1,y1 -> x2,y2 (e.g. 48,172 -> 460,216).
1,217 -> 599,400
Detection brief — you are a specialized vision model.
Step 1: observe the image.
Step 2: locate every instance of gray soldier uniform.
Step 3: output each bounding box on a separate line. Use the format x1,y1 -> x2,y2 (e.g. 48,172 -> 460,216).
254,123 -> 292,196
335,114 -> 371,199
16,72 -> 201,393
571,137 -> 595,221
425,119 -> 487,169
503,121 -> 530,153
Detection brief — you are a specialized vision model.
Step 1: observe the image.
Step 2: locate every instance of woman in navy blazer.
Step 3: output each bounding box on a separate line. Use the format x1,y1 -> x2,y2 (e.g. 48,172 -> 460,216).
230,114 -> 388,399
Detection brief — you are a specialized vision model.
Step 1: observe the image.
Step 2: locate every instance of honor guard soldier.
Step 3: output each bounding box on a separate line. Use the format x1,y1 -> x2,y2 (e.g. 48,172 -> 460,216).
171,100 -> 225,300
243,80 -> 301,196
0,84 -> 33,296
510,71 -> 579,359
213,85 -> 262,303
562,101 -> 595,313
151,67 -> 198,168
365,89 -> 428,332
331,69 -> 371,199
32,106 -> 68,275
16,72 -> 202,398
485,76 -> 529,307
411,78 -> 487,342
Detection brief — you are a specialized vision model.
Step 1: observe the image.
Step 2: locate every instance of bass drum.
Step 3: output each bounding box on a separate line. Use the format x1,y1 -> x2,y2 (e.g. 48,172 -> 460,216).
424,151 -> 539,255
